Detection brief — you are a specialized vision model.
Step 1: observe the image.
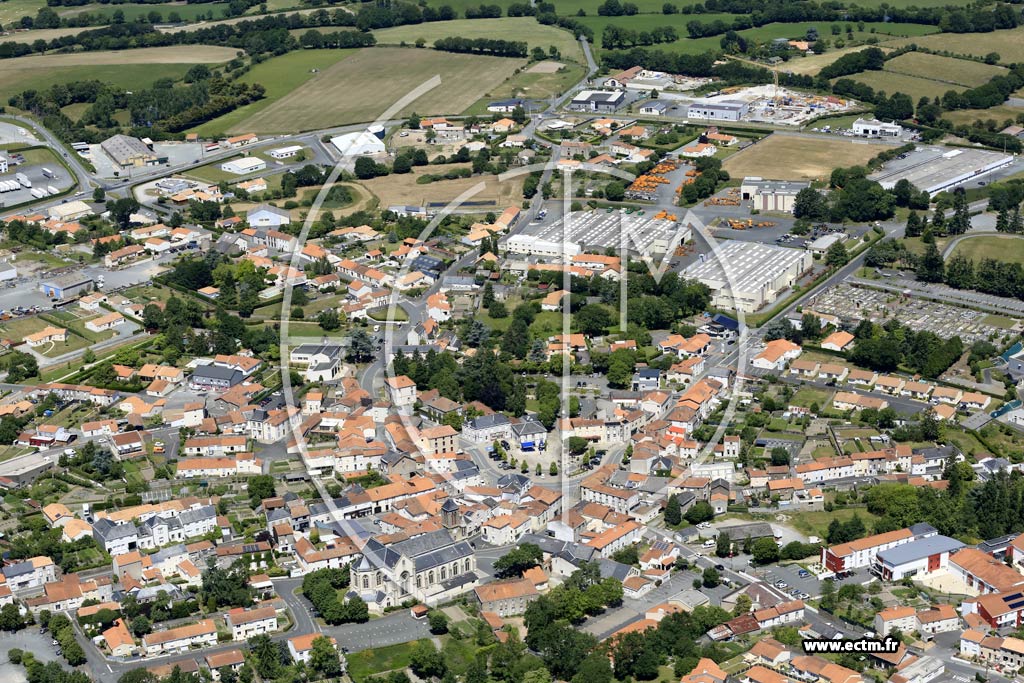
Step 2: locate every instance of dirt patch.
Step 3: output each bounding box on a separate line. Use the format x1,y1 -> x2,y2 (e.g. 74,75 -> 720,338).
527,60 -> 565,73
357,162 -> 525,210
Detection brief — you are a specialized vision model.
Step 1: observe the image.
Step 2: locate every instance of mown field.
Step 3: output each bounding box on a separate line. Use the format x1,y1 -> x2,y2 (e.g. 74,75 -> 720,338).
191,48 -> 357,137
372,17 -> 585,63
357,162 -> 525,210
843,69 -> 965,102
882,52 -> 1007,88
781,45 -> 891,76
721,133 -> 890,181
233,47 -> 524,133
883,25 -> 1024,63
950,235 -> 1024,266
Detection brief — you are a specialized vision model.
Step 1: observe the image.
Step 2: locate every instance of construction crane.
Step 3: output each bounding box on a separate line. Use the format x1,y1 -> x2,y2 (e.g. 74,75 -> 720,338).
773,68 -> 781,107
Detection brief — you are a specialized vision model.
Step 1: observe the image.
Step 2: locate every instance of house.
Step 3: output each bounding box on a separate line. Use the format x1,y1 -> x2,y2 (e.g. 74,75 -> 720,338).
384,375 -> 417,408
474,578 -> 539,617
24,326 -> 67,347
752,339 -> 802,371
142,619 -> 217,655
226,606 -> 278,641
821,330 -> 855,352
85,312 -> 125,333
287,634 -> 338,665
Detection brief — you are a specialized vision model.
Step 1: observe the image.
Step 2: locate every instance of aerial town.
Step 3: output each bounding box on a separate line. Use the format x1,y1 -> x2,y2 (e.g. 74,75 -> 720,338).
1,1 -> 1024,683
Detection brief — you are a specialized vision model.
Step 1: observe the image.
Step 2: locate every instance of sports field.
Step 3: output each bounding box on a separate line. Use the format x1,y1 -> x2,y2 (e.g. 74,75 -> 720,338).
843,70 -> 965,102
884,26 -> 1024,63
233,47 -> 524,133
950,235 -> 1024,266
357,163 -> 525,210
722,133 -> 890,182
372,18 -> 584,63
883,52 -> 1007,88
191,49 -> 357,137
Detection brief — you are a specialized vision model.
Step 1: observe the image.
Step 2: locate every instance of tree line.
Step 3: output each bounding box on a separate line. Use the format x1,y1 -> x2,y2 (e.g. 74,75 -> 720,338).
433,36 -> 529,57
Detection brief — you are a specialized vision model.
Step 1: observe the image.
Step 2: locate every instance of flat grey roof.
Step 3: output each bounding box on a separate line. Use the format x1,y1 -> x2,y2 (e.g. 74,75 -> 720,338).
876,535 -> 964,566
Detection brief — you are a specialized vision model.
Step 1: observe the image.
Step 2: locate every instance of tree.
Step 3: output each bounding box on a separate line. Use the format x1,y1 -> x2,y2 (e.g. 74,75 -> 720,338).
917,242 -> 945,283
494,544 -> 543,578
247,475 -> 275,507
702,566 -> 720,587
770,446 -> 790,466
82,348 -> 96,364
428,610 -> 449,635
348,329 -> 375,362
409,641 -> 446,679
715,531 -> 731,558
575,303 -> 612,335
664,494 -> 682,526
793,187 -> 829,221
130,615 -> 152,636
604,180 -> 625,202
825,240 -> 849,268
734,593 -> 752,616
751,537 -> 780,564
684,500 -> 714,524
309,635 -> 342,677
93,187 -> 106,202
0,603 -> 23,631
317,308 -> 341,331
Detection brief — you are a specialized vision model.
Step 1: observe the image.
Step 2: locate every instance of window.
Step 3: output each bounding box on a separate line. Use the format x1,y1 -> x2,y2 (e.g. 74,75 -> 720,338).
440,566 -> 447,580
362,576 -> 368,589
428,570 -> 434,585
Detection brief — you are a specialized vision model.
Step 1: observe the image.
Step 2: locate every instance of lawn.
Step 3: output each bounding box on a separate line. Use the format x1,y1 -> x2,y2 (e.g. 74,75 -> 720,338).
721,133 -> 890,182
0,46 -> 235,106
372,17 -> 585,63
232,47 -> 524,133
882,52 -> 1007,88
790,387 -> 832,409
843,69 -> 965,102
346,640 -> 432,683
950,234 -> 1024,266
357,162 -> 525,212
788,507 -> 883,539
465,61 -> 587,115
191,49 -> 358,137
883,25 -> 1024,63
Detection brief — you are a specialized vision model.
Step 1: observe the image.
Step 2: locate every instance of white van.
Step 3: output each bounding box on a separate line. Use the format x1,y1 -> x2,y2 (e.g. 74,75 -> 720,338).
702,539 -> 716,548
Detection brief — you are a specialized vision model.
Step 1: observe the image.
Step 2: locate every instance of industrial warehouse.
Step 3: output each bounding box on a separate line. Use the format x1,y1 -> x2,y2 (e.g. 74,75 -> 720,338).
683,241 -> 812,313
870,146 -> 1014,195
501,210 -> 690,258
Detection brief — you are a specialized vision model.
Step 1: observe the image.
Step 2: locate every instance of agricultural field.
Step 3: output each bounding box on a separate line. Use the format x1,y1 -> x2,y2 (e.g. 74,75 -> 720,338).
0,26 -> 94,43
372,18 -> 585,63
465,60 -> 586,114
234,47 -> 524,134
942,104 -> 1024,126
357,163 -> 524,215
721,133 -> 889,182
781,45 -> 891,76
0,0 -> 45,28
55,2 -> 230,22
191,49 -> 356,137
883,25 -> 1024,63
843,70 -> 965,102
0,46 -> 236,105
950,235 -> 1024,266
883,52 -> 1007,88
579,17 -> 937,55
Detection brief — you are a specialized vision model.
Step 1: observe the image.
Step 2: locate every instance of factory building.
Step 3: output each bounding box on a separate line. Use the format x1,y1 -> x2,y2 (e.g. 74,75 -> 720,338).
502,210 -> 689,259
684,100 -> 748,122
101,134 -> 162,168
852,118 -> 903,138
870,146 -> 1014,196
568,90 -> 625,113
739,177 -> 809,213
683,241 -> 811,313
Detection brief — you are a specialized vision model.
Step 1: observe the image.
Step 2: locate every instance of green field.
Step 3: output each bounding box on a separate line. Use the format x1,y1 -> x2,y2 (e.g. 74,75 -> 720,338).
373,17 -> 585,63
884,25 -> 1024,63
943,104 -> 1024,126
578,17 -> 938,54
191,49 -> 357,137
950,235 -> 1024,266
346,640 -> 433,683
843,69 -> 965,102
883,52 -> 1007,88
722,133 -> 890,182
57,2 -> 229,22
232,47 -> 524,134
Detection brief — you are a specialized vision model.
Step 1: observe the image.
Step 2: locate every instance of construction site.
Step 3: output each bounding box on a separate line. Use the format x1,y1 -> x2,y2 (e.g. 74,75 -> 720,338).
676,84 -> 856,126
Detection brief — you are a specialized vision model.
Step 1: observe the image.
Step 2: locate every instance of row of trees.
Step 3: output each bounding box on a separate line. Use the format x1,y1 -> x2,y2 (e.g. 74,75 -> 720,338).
433,36 -> 529,57
300,567 -> 370,624
848,318 -> 964,378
